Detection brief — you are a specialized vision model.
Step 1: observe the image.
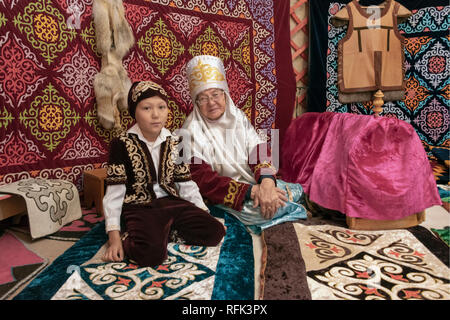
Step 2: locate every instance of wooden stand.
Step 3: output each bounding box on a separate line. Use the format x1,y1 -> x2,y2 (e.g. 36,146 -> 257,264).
305,194 -> 426,231
83,168 -> 107,216
372,89 -> 384,117
346,211 -> 426,231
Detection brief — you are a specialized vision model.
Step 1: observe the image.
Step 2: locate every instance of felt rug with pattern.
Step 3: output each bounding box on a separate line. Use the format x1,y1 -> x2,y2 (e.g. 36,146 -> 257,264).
261,217 -> 450,300
0,178 -> 82,239
14,207 -> 254,300
9,206 -> 104,242
0,230 -> 48,300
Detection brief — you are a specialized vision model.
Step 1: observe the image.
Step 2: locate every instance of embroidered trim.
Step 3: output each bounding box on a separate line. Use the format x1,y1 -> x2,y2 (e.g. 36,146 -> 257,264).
174,163 -> 192,182
188,59 -> 226,93
120,133 -> 153,205
173,136 -> 191,181
159,137 -> 179,196
224,180 -> 240,208
106,164 -> 127,184
106,224 -> 121,232
253,161 -> 277,175
131,81 -> 168,102
113,133 -> 193,206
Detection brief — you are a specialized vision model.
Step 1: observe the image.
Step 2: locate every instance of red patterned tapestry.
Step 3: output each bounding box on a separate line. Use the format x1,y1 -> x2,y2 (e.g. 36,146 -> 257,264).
0,0 -> 295,191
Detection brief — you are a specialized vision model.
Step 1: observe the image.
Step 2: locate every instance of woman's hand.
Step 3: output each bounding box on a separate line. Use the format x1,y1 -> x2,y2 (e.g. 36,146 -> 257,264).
252,178 -> 288,219
103,230 -> 124,262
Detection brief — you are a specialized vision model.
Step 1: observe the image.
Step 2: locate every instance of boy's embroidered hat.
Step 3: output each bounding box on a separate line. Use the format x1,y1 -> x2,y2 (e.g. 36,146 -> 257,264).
186,55 -> 229,104
127,81 -> 169,119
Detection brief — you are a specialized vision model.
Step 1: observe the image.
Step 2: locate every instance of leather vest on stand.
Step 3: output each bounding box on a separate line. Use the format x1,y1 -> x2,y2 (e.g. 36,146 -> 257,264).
331,0 -> 411,104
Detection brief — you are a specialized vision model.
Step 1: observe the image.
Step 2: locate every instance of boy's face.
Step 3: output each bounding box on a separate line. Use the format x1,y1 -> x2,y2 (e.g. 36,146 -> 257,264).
135,95 -> 169,141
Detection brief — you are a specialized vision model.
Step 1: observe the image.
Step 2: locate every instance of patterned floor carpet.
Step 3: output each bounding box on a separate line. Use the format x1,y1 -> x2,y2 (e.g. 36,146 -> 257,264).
0,230 -> 48,299
13,207 -> 255,300
261,216 -> 450,300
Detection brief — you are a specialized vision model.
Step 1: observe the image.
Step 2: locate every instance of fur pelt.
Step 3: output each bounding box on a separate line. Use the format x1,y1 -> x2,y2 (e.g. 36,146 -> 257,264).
92,0 -> 134,129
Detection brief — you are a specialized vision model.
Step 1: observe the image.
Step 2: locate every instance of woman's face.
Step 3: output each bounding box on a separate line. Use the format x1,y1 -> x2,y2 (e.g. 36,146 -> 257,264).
135,95 -> 169,141
196,88 -> 226,121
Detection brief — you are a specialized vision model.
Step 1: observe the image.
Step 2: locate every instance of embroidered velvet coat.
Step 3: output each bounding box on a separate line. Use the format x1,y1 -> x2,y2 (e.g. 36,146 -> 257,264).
106,132 -> 191,206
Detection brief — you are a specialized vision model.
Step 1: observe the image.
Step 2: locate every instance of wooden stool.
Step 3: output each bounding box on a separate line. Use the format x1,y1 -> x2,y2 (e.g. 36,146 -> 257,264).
83,168 -> 107,216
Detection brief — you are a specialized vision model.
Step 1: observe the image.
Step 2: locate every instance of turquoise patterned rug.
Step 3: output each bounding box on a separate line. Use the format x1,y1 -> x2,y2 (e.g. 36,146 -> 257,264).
14,207 -> 254,300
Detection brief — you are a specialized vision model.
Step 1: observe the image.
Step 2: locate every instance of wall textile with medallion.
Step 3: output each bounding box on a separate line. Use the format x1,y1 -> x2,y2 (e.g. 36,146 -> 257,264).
0,0 -> 295,191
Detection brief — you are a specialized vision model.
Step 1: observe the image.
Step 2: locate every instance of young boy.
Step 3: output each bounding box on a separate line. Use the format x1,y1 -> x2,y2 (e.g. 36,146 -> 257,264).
102,80 -> 225,267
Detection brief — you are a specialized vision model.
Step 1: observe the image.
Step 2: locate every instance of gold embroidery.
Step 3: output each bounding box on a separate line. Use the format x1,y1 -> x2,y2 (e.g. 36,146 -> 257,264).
117,133 -> 190,205
124,194 -> 137,203
174,163 -> 191,181
172,134 -> 192,181
120,133 -> 152,205
159,137 -> 178,196
131,81 -> 168,102
224,180 -> 240,208
189,60 -> 225,93
106,164 -> 127,184
252,161 -> 277,175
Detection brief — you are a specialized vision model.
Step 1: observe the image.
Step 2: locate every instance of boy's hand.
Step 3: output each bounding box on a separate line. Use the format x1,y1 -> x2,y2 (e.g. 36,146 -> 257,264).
103,230 -> 124,262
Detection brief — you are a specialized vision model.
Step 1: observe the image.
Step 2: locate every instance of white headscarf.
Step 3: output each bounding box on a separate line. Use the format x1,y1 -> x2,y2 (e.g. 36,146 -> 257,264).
180,55 -> 263,184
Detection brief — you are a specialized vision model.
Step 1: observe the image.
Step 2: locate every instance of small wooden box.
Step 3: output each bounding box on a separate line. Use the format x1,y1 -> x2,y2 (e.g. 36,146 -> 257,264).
0,194 -> 27,221
83,168 -> 107,216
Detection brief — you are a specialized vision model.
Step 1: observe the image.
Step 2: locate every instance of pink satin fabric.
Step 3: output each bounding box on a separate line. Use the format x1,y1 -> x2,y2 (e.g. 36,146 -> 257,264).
281,112 -> 441,220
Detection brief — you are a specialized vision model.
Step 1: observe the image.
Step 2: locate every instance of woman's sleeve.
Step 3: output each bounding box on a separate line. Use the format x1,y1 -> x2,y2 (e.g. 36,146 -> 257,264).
190,157 -> 251,212
248,143 -> 278,184
241,113 -> 277,184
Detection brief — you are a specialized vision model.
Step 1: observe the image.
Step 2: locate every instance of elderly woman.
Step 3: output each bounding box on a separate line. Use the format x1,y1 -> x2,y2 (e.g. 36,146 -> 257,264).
180,55 -> 306,233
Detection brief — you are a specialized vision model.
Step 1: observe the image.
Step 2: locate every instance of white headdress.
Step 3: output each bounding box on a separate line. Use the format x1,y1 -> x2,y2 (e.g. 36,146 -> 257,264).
186,55 -> 229,104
